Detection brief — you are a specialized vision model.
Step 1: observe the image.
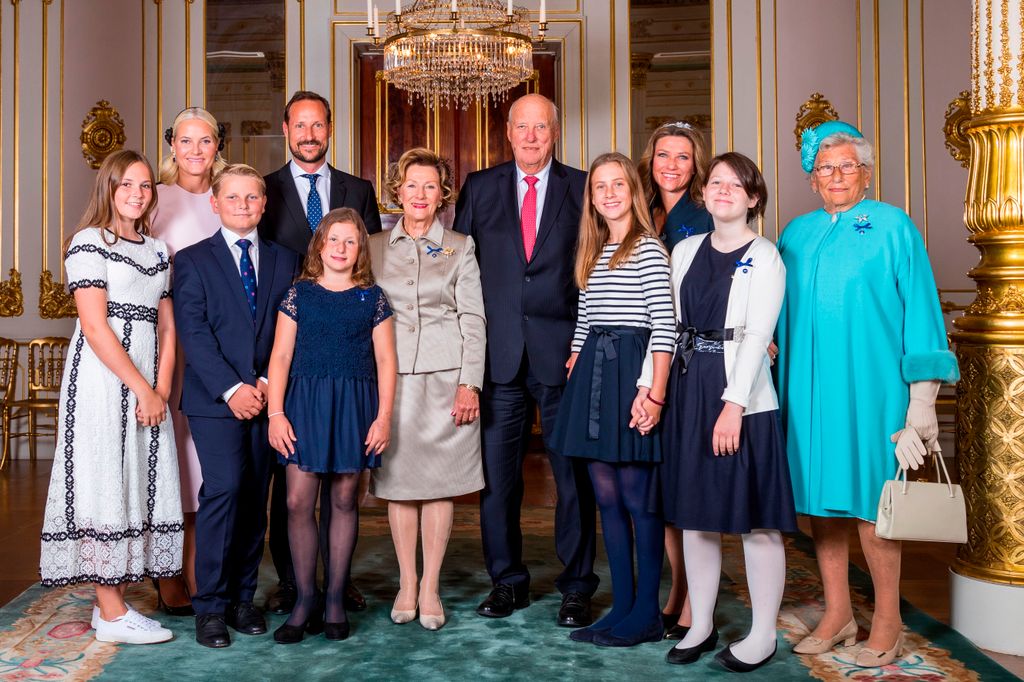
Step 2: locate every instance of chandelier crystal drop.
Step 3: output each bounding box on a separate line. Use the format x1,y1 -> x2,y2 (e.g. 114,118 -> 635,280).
380,1 -> 537,110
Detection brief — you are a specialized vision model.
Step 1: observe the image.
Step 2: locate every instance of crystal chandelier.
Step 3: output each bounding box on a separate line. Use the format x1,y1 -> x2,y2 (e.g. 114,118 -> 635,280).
369,1 -> 547,110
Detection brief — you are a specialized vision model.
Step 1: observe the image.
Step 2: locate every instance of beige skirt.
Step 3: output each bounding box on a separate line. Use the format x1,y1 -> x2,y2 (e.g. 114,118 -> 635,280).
370,369 -> 484,501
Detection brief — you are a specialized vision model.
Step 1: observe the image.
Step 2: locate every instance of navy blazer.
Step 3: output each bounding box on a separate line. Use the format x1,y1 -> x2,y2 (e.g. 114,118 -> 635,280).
173,233 -> 300,419
258,163 -> 383,257
453,159 -> 587,386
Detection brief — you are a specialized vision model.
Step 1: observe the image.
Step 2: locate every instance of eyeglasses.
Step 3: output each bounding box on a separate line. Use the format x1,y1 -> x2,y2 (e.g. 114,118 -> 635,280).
813,161 -> 866,177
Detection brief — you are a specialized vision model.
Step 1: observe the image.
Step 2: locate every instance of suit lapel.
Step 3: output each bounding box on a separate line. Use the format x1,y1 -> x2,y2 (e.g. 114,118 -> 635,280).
255,238 -> 278,335
328,166 -> 348,211
278,165 -> 310,233
500,165 -> 526,266
210,236 -> 255,326
533,161 -> 569,258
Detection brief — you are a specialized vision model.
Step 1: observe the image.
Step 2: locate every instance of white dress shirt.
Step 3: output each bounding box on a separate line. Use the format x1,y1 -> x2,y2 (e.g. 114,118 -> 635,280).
515,160 -> 552,235
289,160 -> 331,219
219,226 -> 264,402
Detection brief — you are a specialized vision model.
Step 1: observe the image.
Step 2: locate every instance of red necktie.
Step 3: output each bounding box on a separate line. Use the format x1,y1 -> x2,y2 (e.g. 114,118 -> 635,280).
521,175 -> 539,261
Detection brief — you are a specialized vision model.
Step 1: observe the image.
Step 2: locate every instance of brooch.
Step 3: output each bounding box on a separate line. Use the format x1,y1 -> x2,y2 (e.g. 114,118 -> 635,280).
674,225 -> 695,238
734,257 -> 753,274
853,214 -> 872,235
426,245 -> 456,259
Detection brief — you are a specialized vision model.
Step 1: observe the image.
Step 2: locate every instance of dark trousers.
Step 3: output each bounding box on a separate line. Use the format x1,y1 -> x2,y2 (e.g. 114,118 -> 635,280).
479,353 -> 599,596
190,415 -> 272,616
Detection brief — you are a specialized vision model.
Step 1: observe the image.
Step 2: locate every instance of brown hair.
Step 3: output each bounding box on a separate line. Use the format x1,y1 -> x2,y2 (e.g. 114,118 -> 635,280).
575,152 -> 664,289
284,90 -> 332,125
297,208 -> 375,288
66,149 -> 158,251
705,152 -> 768,223
636,122 -> 710,211
211,163 -> 266,196
384,147 -> 456,211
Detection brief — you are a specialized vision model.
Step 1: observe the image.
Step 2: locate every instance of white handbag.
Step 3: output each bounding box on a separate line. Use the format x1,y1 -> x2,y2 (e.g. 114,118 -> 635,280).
875,453 -> 968,543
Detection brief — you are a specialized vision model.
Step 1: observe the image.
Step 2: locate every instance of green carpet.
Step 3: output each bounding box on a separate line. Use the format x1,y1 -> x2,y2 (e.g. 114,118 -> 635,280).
0,510 -> 1017,681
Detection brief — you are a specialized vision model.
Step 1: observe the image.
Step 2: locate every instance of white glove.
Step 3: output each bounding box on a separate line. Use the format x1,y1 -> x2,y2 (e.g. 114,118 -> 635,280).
905,380 -> 941,449
890,428 -> 927,471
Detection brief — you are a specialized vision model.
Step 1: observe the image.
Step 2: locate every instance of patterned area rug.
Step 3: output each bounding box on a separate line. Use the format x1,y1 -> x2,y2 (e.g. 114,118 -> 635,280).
0,506 -> 1016,681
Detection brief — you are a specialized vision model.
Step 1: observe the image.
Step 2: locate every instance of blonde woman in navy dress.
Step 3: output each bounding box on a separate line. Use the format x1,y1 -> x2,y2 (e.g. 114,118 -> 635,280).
653,153 -> 796,672
551,152 -> 675,647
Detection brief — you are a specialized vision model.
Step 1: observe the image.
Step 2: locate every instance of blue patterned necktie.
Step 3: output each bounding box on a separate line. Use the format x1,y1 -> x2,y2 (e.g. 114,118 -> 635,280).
236,238 -> 257,320
302,173 -> 323,232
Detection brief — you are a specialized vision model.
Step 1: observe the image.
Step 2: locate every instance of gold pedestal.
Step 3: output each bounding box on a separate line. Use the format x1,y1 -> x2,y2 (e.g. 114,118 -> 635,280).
952,111 -> 1024,586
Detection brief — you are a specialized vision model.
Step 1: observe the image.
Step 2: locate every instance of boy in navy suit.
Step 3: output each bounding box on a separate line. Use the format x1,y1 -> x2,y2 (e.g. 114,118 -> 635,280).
174,164 -> 301,647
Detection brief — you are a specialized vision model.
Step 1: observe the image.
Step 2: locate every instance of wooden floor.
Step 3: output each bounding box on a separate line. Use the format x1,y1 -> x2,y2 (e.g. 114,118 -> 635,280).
2,455 -> 1021,677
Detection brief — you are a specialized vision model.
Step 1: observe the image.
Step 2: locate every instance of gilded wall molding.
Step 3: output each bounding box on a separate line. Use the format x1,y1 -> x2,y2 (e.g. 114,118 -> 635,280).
943,89 -> 972,169
0,269 -> 25,318
38,270 -> 76,319
80,100 -> 127,169
793,92 -> 839,151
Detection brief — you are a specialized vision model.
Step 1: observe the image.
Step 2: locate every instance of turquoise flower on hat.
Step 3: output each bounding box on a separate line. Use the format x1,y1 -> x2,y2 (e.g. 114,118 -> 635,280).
800,120 -> 864,173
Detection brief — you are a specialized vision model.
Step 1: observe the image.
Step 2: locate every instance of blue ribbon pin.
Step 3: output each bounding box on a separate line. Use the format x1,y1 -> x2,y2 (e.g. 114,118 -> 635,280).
853,214 -> 872,235
735,258 -> 753,273
426,245 -> 443,258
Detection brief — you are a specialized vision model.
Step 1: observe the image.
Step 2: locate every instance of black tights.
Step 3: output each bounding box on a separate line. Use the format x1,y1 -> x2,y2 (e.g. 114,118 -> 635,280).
284,466 -> 360,626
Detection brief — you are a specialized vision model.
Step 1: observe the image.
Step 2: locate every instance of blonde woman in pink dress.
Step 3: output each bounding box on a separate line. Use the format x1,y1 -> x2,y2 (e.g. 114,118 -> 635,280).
150,107 -> 228,613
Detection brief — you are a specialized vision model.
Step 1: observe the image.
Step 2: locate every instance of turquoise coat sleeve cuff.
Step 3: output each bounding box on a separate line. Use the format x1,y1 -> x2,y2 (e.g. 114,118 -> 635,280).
901,350 -> 960,384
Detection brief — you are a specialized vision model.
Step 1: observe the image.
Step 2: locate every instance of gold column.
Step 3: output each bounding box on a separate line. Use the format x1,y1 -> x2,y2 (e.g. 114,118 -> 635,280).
951,1 -> 1024,587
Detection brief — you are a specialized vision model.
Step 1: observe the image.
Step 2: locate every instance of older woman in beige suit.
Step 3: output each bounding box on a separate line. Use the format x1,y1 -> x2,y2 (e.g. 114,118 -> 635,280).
369,147 -> 486,631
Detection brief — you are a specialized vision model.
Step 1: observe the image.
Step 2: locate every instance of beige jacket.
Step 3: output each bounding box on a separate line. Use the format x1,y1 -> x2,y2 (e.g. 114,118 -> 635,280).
369,218 -> 486,385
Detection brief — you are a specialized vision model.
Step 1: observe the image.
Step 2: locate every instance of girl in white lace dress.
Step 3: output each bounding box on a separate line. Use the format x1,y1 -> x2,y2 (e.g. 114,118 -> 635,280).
39,150 -> 183,645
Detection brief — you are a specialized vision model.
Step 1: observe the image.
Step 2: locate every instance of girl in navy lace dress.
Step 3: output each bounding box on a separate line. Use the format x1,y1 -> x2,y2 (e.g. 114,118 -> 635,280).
266,207 -> 397,642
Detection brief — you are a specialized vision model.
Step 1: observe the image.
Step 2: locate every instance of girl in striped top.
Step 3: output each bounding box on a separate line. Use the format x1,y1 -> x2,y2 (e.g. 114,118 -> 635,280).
551,151 -> 674,647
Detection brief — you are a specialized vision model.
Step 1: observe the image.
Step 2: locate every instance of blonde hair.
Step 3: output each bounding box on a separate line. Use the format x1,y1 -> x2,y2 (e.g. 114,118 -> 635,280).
575,152 -> 663,289
636,122 -> 710,211
297,208 -> 375,289
65,149 -> 158,251
384,147 -> 456,211
211,163 -> 266,196
158,107 -> 228,186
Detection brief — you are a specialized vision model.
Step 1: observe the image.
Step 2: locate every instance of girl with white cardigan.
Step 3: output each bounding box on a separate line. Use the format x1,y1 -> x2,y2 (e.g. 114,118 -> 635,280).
643,152 -> 796,672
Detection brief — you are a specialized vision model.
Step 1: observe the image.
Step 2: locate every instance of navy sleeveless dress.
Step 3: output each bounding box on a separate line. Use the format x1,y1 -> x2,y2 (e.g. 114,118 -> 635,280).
657,237 -> 797,533
278,280 -> 393,473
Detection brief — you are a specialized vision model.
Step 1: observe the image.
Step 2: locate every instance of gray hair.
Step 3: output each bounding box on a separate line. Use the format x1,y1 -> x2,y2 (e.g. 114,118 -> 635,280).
817,132 -> 875,168
507,94 -> 560,130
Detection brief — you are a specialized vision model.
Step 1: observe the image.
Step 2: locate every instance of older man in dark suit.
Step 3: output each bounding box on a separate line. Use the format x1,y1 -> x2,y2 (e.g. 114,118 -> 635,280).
454,93 -> 598,627
257,90 -> 382,616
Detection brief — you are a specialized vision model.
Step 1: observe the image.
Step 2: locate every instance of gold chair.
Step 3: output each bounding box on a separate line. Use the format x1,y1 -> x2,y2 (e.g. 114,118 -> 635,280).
0,337 -> 19,469
2,337 -> 70,466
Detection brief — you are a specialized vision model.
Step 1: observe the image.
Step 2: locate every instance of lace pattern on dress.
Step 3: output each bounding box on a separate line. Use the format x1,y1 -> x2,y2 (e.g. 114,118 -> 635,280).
279,285 -> 299,320
373,288 -> 393,326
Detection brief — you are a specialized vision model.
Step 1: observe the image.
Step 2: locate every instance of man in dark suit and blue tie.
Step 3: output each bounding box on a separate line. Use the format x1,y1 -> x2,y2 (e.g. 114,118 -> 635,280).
174,164 -> 301,647
454,93 -> 598,627
258,90 -> 382,615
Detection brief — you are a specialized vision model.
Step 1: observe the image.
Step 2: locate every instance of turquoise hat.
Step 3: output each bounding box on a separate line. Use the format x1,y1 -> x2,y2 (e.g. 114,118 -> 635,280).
800,120 -> 863,173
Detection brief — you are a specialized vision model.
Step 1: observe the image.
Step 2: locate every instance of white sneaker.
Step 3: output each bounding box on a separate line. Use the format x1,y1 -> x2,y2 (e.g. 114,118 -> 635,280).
92,604 -> 137,629
95,609 -> 173,644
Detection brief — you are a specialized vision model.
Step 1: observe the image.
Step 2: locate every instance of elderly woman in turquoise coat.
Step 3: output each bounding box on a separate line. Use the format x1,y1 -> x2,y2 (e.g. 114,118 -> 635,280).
775,121 -> 959,669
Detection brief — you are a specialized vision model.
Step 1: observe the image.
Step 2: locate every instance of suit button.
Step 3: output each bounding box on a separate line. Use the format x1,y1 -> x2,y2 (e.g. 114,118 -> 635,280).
407,258 -> 415,265
525,276 -> 531,282
406,304 -> 414,310
523,314 -> 529,321
407,325 -> 416,332
406,279 -> 414,285
250,369 -> 257,376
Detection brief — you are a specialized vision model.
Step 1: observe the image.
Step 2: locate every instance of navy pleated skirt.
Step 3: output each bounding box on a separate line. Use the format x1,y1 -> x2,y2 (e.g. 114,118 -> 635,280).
279,375 -> 381,473
550,325 -> 662,464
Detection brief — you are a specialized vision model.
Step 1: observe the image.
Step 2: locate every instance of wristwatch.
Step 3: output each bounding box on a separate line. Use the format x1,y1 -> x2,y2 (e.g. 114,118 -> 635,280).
459,383 -> 481,394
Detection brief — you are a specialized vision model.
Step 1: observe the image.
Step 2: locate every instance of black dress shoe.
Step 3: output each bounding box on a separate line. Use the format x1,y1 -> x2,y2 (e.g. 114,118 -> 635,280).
273,607 -> 325,644
593,620 -> 664,647
267,581 -> 297,615
557,592 -> 593,628
715,640 -> 777,673
661,611 -> 681,629
476,584 -> 529,618
195,614 -> 231,648
666,630 -> 719,665
324,621 -> 351,641
225,602 -> 267,635
343,582 -> 367,612
273,621 -> 306,644
664,623 -> 691,640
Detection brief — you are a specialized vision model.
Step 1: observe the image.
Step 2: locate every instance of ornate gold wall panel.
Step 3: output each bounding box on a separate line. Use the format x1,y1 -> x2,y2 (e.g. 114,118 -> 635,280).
944,89 -> 972,169
38,270 -> 76,319
80,100 -> 127,170
793,92 -> 839,151
0,269 -> 25,318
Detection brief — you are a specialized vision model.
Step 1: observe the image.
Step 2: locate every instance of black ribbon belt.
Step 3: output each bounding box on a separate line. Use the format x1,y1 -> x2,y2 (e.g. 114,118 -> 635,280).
676,324 -> 735,375
586,326 -> 649,441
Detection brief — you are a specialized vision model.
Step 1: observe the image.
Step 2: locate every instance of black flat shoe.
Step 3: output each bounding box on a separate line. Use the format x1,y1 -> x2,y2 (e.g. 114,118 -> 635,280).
476,584 -> 529,618
557,592 -> 593,627
267,581 -> 297,615
273,622 -> 306,644
225,602 -> 267,635
195,614 -> 231,648
568,626 -> 609,643
324,621 -> 351,641
661,611 -> 681,629
715,640 -> 777,673
343,583 -> 367,612
664,623 -> 691,640
153,578 -> 195,617
593,620 -> 664,648
666,630 -> 719,665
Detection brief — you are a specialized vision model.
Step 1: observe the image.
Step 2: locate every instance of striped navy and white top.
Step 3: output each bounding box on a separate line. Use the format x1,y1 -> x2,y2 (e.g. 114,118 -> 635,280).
572,236 -> 676,354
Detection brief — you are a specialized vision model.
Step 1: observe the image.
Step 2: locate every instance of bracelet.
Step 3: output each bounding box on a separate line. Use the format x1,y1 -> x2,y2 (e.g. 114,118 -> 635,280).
268,411 -> 285,418
645,395 -> 666,407
459,383 -> 481,394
